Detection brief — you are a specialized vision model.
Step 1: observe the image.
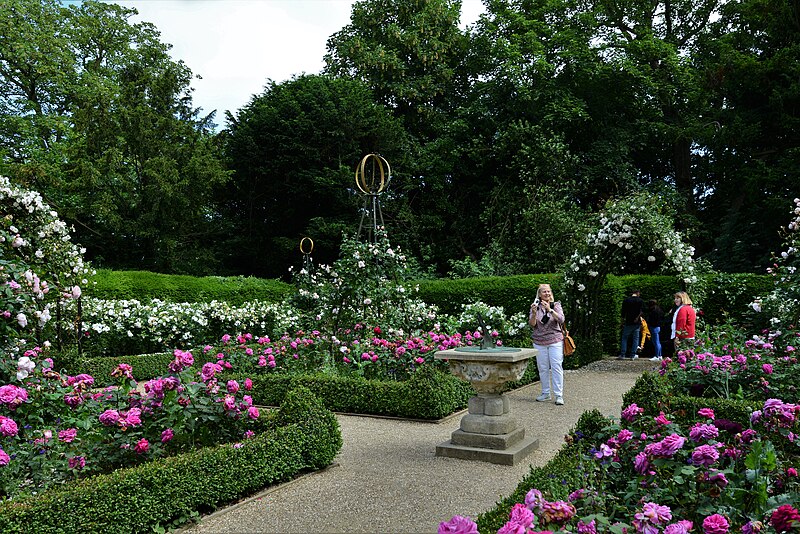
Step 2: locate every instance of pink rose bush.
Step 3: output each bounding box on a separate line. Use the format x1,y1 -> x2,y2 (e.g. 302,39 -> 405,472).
446,393 -> 800,533
204,325 -> 511,381
659,326 -> 800,404
0,349 -> 261,499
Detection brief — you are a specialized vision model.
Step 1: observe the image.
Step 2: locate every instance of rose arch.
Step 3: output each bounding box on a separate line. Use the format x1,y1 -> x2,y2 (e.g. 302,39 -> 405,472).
561,192 -> 698,340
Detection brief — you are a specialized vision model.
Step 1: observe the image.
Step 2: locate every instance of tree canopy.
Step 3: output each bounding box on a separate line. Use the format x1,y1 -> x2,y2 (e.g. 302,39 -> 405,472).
0,0 -> 228,274
2,0 -> 797,278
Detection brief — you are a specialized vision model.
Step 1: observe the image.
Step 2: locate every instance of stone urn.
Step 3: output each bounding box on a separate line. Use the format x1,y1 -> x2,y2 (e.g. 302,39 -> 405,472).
434,346 -> 538,465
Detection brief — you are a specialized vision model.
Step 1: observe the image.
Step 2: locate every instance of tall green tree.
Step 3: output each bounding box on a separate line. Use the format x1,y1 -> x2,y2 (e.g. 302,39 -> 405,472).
0,0 -> 228,273
220,74 -> 408,277
325,0 -> 499,271
324,0 -> 469,138
694,0 -> 800,270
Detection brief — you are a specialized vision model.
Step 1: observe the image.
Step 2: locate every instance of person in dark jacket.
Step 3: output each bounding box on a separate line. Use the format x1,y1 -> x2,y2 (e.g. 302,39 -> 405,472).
646,299 -> 665,361
618,289 -> 644,359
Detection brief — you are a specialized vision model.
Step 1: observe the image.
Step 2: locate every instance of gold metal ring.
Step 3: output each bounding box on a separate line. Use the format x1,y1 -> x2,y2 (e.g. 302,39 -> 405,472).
355,154 -> 390,194
299,237 -> 314,255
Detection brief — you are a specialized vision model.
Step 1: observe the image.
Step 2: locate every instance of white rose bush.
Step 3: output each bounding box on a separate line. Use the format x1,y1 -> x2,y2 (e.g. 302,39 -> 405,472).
563,192 -> 698,339
751,198 -> 800,328
1,176 -> 93,373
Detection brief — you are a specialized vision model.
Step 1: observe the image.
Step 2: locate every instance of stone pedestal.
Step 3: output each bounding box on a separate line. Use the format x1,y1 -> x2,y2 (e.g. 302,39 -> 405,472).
434,347 -> 539,465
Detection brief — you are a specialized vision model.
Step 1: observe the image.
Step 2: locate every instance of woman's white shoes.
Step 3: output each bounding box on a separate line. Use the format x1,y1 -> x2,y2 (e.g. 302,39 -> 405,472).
536,393 -> 550,402
649,356 -> 663,361
555,396 -> 564,405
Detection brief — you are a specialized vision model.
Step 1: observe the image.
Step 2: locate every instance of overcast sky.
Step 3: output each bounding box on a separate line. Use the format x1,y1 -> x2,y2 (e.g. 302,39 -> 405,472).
109,0 -> 486,126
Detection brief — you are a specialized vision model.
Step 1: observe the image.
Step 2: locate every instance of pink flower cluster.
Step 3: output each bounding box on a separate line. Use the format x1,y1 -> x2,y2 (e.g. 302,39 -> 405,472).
495,489 -> 576,533
168,349 -> 194,373
0,384 -> 28,410
98,407 -> 143,428
752,398 -> 799,432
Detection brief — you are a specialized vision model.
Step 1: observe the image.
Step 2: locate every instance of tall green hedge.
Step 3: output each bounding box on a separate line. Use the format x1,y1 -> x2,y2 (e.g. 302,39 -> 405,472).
87,269 -> 292,304
83,270 -> 770,358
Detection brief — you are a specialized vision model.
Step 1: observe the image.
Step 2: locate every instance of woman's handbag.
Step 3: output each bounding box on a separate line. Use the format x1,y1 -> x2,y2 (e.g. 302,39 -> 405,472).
560,323 -> 576,356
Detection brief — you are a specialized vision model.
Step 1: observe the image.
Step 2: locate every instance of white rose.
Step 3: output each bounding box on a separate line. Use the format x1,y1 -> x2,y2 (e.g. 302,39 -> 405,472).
647,256 -> 656,262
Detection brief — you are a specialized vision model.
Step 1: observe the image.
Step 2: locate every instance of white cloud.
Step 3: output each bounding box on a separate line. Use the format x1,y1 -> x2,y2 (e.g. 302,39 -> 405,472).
112,0 -> 485,125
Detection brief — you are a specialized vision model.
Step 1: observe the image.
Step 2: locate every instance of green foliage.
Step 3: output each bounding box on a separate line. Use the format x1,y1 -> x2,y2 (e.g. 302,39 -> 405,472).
232,368 -> 476,420
0,389 -> 341,532
324,0 -> 468,135
88,269 -> 292,304
621,371 -> 672,415
221,74 -> 407,277
0,0 -> 229,275
415,274 -> 561,317
275,386 -> 343,470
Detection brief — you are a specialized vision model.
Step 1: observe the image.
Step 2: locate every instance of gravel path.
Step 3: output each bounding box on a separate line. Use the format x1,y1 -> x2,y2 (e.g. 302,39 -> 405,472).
183,359 -> 657,533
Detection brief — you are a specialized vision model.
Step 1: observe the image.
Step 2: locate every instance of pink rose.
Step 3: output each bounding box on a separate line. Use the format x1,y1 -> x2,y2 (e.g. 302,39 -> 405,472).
99,409 -> 120,426
0,416 -> 19,437
227,380 -> 240,394
58,428 -> 78,443
702,514 -> 729,534
134,438 -> 150,454
438,515 -> 478,534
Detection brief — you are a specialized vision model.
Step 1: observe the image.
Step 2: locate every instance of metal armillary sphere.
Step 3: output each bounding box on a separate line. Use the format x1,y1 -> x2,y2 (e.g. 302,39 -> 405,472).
355,154 -> 391,243
299,237 -> 314,281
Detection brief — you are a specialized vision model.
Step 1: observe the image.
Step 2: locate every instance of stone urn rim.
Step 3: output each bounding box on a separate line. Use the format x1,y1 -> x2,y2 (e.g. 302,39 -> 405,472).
434,347 -> 537,364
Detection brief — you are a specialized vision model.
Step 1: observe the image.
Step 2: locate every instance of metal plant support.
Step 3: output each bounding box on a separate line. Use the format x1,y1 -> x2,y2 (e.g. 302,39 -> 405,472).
299,237 -> 314,281
355,154 -> 391,243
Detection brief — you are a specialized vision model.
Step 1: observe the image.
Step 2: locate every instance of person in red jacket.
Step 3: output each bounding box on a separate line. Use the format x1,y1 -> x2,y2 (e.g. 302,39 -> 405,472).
670,291 -> 696,352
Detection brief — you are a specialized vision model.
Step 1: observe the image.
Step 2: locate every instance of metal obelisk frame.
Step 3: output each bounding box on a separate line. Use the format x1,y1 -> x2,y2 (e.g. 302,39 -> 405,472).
355,154 -> 391,243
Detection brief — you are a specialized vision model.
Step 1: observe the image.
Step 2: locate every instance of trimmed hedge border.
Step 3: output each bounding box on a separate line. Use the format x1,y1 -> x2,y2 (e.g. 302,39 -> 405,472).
228,363 -> 548,421
87,269 -> 293,304
0,387 -> 342,533
233,366 -> 476,420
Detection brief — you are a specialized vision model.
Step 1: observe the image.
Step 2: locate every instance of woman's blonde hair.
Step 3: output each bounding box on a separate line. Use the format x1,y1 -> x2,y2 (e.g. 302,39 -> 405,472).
537,284 -> 554,300
674,291 -> 693,305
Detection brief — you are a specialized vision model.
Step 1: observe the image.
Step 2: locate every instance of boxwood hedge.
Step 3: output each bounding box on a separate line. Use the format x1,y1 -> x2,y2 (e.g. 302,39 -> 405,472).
0,386 -> 341,533
87,269 -> 292,304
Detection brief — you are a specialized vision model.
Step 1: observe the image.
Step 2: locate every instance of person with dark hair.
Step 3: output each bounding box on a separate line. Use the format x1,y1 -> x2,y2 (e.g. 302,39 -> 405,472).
618,289 -> 644,360
646,299 -> 665,361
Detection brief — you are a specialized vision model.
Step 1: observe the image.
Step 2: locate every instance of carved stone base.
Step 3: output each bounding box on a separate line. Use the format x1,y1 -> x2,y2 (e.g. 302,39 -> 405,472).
449,428 -> 525,450
436,436 -> 539,466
